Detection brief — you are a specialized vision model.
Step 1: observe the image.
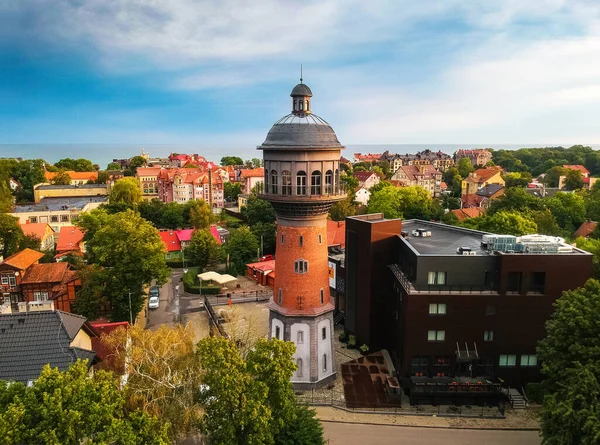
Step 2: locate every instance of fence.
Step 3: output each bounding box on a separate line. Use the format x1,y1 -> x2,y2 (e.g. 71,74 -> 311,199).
204,290 -> 271,306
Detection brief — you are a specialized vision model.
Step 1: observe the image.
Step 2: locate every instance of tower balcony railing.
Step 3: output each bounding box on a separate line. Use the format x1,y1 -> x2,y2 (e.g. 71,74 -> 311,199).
258,181 -> 348,201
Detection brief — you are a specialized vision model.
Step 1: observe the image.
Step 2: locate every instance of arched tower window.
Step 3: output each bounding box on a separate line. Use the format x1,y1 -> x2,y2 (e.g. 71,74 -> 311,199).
264,169 -> 269,191
311,170 -> 322,195
335,169 -> 340,193
282,170 -> 292,195
325,170 -> 333,194
271,169 -> 278,194
296,171 -> 307,195
297,358 -> 303,377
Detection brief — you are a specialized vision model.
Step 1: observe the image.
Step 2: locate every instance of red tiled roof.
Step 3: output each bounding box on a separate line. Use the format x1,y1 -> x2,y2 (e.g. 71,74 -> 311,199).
136,167 -> 162,176
240,168 -> 265,178
20,223 -> 53,240
176,229 -> 194,242
21,262 -> 69,284
2,248 -> 44,270
574,221 -> 597,239
562,165 -> 590,175
210,225 -> 222,245
440,182 -> 448,189
354,171 -> 378,182
246,260 -> 275,271
159,231 -> 182,252
451,207 -> 485,221
56,226 -> 84,253
471,167 -> 502,182
389,180 -> 406,187
44,171 -> 98,181
327,220 -> 346,248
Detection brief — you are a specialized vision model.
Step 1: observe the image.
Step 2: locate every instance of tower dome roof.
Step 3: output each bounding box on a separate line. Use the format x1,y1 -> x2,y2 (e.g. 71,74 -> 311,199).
290,83 -> 313,97
259,82 -> 343,151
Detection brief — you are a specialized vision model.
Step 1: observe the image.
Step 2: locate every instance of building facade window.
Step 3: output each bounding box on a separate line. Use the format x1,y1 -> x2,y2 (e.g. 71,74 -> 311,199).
61,215 -> 69,222
278,288 -> 282,304
33,291 -> 49,302
520,355 -> 537,366
311,170 -> 322,195
428,303 -> 446,315
484,330 -> 494,342
320,288 -> 324,304
411,356 -> 429,376
323,354 -> 327,371
296,171 -> 307,195
322,326 -> 326,340
299,235 -> 303,247
318,234 -> 322,244
297,331 -> 303,344
296,358 -> 303,377
275,326 -> 281,340
427,271 -> 446,285
29,217 -> 38,223
50,216 -> 58,223
499,354 -> 516,366
281,234 -> 285,244
271,169 -> 278,194
294,260 -> 308,274
282,170 -> 292,195
427,330 -> 445,342
325,170 -> 333,194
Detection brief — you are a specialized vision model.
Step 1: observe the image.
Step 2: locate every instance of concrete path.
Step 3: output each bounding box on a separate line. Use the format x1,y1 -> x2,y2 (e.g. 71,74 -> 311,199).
322,422 -> 541,445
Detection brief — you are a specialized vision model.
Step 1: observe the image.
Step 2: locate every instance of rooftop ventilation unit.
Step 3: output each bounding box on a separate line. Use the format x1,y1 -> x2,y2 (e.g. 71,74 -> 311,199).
456,247 -> 476,255
412,228 -> 432,237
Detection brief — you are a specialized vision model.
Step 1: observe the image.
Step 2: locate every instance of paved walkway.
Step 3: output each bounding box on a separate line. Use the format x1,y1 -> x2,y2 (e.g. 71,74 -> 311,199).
322,422 -> 541,445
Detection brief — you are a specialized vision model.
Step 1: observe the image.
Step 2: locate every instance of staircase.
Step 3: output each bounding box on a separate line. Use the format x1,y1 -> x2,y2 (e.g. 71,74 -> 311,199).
507,388 -> 526,409
333,311 -> 345,326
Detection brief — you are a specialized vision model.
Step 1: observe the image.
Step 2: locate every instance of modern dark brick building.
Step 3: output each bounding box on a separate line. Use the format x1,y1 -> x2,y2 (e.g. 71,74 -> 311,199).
344,215 -> 592,388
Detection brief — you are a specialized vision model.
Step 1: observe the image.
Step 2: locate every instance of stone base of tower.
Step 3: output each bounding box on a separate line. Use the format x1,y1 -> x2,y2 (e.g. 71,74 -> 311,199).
269,308 -> 337,390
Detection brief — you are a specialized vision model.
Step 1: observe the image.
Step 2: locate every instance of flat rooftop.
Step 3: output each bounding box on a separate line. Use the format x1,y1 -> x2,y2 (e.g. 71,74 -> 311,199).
36,184 -> 107,190
14,196 -> 108,212
402,220 -> 489,255
401,220 -> 589,256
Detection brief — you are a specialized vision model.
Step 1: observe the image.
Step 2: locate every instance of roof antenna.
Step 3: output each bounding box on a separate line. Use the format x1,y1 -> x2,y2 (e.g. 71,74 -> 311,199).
300,64 -> 303,84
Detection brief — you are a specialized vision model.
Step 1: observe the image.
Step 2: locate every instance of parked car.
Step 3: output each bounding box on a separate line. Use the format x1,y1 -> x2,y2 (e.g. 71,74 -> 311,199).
148,296 -> 160,309
259,254 -> 274,262
149,286 -> 160,298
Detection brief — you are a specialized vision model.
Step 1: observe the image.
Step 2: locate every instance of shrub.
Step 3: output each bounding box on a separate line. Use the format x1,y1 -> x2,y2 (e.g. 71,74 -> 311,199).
347,335 -> 356,348
525,382 -> 545,404
338,331 -> 347,343
359,344 -> 369,353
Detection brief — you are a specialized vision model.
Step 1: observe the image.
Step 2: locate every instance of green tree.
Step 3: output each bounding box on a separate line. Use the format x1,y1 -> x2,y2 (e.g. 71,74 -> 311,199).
463,211 -> 537,236
74,207 -> 112,250
73,264 -> 109,321
0,214 -> 39,258
0,171 -> 13,213
186,199 -> 213,229
546,192 -> 586,234
457,157 -> 474,178
225,226 -> 259,273
563,169 -> 584,191
197,337 -> 323,445
532,209 -> 561,236
329,196 -> 356,221
107,162 -> 122,170
221,156 -> 244,166
186,229 -> 221,272
109,177 -> 143,208
0,360 -> 169,445
487,187 -> 545,216
161,202 -> 185,229
77,210 -> 170,322
544,166 -> 567,188
503,171 -> 532,188
250,158 -> 262,168
251,221 -> 277,255
8,159 -> 46,203
367,185 -> 443,220
242,194 -> 276,226
55,157 -> 94,172
540,363 -> 600,445
128,155 -> 147,175
538,279 -> 600,386
575,238 -> 600,280
224,181 -> 242,202
93,170 -> 109,184
50,169 -> 72,185
138,199 -> 165,227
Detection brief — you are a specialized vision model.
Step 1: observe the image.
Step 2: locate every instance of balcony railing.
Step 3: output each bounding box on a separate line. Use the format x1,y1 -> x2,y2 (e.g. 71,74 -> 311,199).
389,264 -> 500,295
258,181 -> 348,199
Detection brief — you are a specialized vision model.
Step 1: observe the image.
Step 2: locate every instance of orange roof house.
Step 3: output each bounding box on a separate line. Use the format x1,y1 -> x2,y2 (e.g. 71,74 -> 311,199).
56,226 -> 85,255
562,165 -> 590,177
574,221 -> 598,239
327,220 -> 346,248
44,171 -> 99,184
451,207 -> 486,221
20,223 -> 55,251
1,248 -> 44,271
461,167 -> 504,206
20,262 -> 81,313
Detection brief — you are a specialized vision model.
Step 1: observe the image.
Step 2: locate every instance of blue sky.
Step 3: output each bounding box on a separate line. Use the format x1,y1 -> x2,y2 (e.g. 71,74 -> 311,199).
1,0 -> 600,147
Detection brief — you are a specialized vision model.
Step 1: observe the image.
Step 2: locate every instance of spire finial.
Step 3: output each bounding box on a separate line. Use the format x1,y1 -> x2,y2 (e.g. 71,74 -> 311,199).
300,64 -> 303,84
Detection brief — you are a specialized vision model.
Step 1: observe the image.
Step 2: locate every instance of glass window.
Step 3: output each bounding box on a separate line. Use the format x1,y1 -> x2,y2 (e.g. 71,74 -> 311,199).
1,276 -> 8,285
61,215 -> 69,222
427,271 -> 446,285
281,234 -> 285,244
278,288 -> 282,304
320,289 -> 324,304
297,331 -> 303,344
50,215 -> 58,223
429,303 -> 446,315
275,326 -> 281,340
299,235 -> 303,247
33,291 -> 49,302
271,169 -> 278,194
427,330 -> 445,342
296,171 -> 307,195
311,170 -> 322,195
411,356 -> 429,376
318,234 -> 322,244
323,354 -> 327,371
322,326 -> 326,340
520,355 -> 537,366
297,358 -> 303,377
29,217 -> 38,223
499,354 -> 517,366
484,330 -> 494,342
282,170 -> 292,195
294,260 -> 308,274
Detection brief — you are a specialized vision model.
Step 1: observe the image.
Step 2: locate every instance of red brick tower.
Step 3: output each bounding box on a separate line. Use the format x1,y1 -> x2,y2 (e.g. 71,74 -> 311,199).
259,79 -> 346,388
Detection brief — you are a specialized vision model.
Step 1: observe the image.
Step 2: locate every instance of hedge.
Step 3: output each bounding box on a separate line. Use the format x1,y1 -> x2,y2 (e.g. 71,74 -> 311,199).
181,266 -> 222,294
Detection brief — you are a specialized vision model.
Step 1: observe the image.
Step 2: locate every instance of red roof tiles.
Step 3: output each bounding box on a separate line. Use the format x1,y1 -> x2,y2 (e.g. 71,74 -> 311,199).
159,231 -> 182,252
56,226 -> 84,253
574,221 -> 597,239
240,168 -> 265,178
327,220 -> 346,248
2,249 -> 44,271
20,223 -> 53,241
21,262 -> 69,284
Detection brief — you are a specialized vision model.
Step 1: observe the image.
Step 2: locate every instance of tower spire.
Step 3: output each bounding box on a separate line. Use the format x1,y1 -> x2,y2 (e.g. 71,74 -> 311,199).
300,64 -> 303,84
